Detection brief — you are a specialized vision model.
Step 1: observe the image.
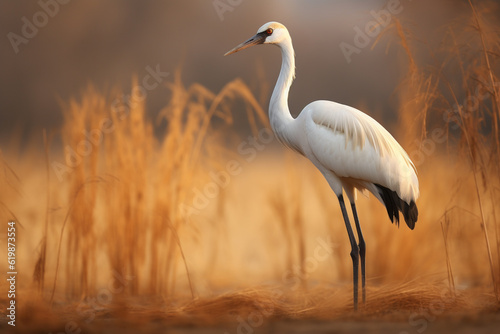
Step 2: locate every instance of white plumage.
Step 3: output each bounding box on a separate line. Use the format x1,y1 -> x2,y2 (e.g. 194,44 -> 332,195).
225,21 -> 419,310
302,100 -> 419,204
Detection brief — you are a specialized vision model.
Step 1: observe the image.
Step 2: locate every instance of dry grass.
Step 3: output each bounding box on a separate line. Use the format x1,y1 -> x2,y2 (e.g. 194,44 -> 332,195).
1,1 -> 500,333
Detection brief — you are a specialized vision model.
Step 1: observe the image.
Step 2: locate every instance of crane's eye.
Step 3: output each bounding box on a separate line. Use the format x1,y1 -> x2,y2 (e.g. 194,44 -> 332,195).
266,28 -> 273,35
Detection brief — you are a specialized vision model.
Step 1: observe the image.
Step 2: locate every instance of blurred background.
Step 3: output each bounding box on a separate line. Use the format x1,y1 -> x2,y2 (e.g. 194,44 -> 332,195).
0,0 -> 471,143
1,1 -> 500,330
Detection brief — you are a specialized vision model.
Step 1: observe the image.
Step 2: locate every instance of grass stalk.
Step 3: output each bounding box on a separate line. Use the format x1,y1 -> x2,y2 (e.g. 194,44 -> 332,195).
468,0 -> 500,154
445,80 -> 499,300
440,212 -> 455,295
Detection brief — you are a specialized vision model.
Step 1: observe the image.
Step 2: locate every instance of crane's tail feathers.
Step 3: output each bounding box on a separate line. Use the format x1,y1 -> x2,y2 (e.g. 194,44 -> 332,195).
374,184 -> 418,230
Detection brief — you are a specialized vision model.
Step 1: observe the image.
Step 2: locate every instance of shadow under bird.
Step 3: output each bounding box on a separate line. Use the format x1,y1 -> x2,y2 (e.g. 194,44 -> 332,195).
225,22 -> 419,310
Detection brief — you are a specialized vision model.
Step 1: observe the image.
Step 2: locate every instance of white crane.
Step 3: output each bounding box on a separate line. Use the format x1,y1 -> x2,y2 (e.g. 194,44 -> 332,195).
225,22 -> 419,310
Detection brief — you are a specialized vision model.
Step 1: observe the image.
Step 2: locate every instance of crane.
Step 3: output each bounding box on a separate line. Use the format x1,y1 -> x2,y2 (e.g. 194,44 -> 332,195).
224,22 -> 419,310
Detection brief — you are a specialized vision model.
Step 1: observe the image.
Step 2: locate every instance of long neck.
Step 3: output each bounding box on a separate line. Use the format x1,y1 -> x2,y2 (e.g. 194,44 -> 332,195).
269,36 -> 296,147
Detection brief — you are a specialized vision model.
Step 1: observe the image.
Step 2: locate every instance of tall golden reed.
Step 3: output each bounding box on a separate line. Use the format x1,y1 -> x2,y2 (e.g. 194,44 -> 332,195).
41,71 -> 267,300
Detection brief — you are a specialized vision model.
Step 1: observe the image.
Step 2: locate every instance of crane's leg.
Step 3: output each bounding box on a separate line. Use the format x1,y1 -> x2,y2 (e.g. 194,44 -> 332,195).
338,195 -> 359,310
351,203 -> 366,305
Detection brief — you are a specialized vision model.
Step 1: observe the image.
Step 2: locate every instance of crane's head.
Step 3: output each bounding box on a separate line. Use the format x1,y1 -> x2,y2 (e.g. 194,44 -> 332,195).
224,22 -> 289,56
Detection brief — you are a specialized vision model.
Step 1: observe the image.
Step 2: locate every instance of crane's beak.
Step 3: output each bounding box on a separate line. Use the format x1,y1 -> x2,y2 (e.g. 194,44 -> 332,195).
224,32 -> 266,56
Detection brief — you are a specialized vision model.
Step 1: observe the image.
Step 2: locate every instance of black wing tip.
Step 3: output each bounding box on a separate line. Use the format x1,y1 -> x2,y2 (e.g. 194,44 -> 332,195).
375,184 -> 418,230
405,200 -> 418,230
